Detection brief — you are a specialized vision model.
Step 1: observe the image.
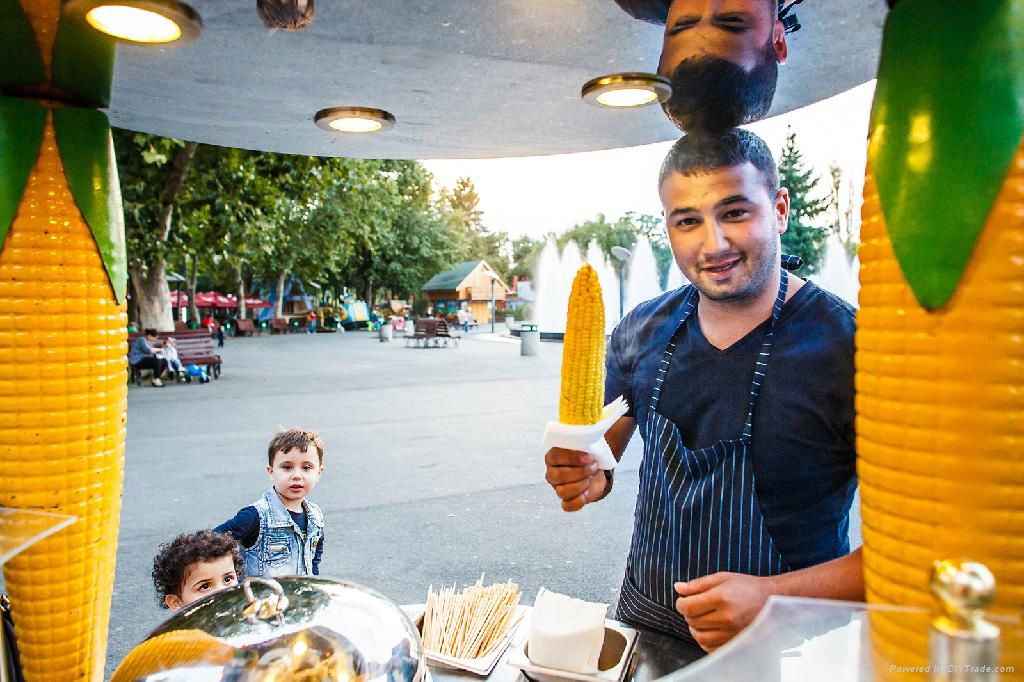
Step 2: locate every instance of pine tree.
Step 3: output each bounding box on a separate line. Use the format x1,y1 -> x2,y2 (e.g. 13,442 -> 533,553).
778,129 -> 830,274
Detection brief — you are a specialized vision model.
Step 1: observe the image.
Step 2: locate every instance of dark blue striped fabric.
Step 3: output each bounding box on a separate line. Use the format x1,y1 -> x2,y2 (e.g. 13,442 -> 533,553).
615,271 -> 791,643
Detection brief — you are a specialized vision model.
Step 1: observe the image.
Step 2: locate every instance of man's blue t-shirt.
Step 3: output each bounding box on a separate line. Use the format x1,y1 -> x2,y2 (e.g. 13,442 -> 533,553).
606,280 -> 857,571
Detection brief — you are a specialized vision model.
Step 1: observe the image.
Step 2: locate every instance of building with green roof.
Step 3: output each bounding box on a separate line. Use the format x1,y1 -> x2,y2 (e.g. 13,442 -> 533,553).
422,260 -> 509,325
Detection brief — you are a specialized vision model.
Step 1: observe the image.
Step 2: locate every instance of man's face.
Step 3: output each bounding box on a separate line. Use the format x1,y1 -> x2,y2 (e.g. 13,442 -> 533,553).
164,555 -> 238,611
660,162 -> 788,302
659,0 -> 786,75
267,446 -> 324,504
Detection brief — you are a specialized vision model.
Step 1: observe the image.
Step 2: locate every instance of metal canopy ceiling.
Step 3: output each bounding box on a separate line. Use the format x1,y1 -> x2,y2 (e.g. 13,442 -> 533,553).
105,0 -> 888,159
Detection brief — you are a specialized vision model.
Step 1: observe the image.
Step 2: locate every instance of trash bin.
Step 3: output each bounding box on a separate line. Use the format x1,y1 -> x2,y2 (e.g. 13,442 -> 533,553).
520,323 -> 539,357
379,321 -> 393,343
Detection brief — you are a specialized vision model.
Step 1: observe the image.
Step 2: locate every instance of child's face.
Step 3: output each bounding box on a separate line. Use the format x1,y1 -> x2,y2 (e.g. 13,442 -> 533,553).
164,555 -> 238,611
267,446 -> 324,504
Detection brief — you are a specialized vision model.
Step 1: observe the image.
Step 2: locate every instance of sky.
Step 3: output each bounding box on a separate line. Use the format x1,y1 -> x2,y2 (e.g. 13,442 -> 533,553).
423,81 -> 876,241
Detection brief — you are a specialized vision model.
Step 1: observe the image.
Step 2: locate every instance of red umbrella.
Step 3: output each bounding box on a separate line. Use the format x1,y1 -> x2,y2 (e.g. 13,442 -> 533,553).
244,297 -> 272,309
170,291 -> 189,306
195,291 -> 236,308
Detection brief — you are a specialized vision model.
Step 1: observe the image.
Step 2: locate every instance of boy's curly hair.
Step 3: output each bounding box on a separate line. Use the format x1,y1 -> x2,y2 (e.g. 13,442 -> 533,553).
152,530 -> 243,608
257,0 -> 315,31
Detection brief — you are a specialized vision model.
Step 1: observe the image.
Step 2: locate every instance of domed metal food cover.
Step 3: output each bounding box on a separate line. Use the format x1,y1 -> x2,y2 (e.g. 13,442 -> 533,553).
127,576 -> 423,681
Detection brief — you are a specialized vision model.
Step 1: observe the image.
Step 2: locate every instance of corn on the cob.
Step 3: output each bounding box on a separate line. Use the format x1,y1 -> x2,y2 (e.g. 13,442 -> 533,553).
858,144 -> 1024,677
559,264 -> 605,425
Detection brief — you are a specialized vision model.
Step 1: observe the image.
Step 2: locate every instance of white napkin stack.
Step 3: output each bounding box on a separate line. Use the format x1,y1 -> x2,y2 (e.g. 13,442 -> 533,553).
528,590 -> 609,674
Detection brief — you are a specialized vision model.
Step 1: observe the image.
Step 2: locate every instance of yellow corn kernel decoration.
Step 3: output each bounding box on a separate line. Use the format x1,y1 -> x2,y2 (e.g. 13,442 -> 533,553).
858,146 -> 1024,676
0,116 -> 127,682
0,2 -> 127,680
559,264 -> 605,425
110,630 -> 236,682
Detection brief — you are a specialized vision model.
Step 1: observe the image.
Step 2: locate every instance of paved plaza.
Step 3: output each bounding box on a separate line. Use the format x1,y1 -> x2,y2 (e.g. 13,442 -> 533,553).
29,327 -> 858,674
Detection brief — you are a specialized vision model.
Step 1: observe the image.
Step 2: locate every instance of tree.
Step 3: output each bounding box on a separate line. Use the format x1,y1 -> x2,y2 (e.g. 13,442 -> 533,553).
323,160 -> 465,304
828,163 -> 860,266
778,129 -> 830,274
509,234 -> 545,279
557,212 -> 673,287
115,130 -> 198,330
437,176 -> 512,280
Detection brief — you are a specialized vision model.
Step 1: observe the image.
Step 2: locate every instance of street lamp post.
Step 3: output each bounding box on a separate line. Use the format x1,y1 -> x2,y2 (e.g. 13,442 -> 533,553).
485,271 -> 501,334
610,246 -> 631,320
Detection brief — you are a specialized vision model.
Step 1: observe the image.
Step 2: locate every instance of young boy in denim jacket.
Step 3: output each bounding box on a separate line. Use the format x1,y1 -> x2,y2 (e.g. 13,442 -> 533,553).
214,428 -> 325,577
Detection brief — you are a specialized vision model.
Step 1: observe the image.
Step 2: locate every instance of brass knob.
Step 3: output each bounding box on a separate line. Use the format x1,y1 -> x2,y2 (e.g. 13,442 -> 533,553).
931,559 -> 996,629
241,576 -> 290,624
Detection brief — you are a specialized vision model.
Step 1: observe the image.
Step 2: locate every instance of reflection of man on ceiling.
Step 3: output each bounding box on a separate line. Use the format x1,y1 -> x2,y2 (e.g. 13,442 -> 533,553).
258,0 -> 315,32
611,1 -> 900,132
612,0 -> 802,132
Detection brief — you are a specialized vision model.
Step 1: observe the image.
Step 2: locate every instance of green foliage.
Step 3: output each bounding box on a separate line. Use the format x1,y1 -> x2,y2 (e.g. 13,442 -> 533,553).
557,212 -> 672,288
509,234 -> 545,279
436,176 -> 513,281
778,129 -> 830,275
114,129 -> 189,266
828,163 -> 859,265
116,131 -> 467,310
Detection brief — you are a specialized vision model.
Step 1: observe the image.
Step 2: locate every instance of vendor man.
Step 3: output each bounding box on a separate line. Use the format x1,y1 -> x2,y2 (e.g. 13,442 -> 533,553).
544,129 -> 860,652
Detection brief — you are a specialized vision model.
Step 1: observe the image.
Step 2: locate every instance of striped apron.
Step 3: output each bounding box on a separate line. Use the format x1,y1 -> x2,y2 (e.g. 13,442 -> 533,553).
616,268 -> 792,643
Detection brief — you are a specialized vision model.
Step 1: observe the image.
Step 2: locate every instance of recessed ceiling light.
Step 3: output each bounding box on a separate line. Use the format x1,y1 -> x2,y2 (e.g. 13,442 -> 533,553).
66,0 -> 202,44
314,107 -> 397,134
581,72 -> 671,109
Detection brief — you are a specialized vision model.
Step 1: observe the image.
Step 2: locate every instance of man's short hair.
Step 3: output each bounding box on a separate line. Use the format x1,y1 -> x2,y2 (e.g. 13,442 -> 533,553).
659,128 -> 779,196
152,530 -> 243,608
144,328 -> 158,337
268,427 -> 324,465
257,0 -> 315,31
612,0 -> 777,24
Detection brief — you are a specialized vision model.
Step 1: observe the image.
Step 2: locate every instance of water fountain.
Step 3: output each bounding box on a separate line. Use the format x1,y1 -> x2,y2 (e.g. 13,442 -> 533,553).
534,238 -> 565,336
809,234 -> 860,306
665,259 -> 687,293
624,236 -> 663,314
585,240 -> 621,334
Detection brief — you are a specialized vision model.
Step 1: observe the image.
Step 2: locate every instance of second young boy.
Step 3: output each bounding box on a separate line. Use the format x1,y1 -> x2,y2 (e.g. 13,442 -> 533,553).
214,428 -> 326,577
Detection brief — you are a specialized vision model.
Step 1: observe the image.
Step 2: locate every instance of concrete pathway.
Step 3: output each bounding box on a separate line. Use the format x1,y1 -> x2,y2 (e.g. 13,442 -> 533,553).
0,327 -> 861,674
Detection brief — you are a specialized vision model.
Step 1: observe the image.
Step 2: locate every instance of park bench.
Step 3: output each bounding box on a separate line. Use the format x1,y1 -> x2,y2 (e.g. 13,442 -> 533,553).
271,318 -> 290,334
435,319 -> 461,348
405,318 -> 437,348
128,329 -> 222,385
235,319 -> 257,336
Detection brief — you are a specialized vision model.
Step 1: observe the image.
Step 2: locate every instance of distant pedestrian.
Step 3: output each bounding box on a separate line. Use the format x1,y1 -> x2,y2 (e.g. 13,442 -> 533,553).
457,308 -> 469,332
214,428 -> 326,578
129,329 -> 168,387
308,311 -> 317,334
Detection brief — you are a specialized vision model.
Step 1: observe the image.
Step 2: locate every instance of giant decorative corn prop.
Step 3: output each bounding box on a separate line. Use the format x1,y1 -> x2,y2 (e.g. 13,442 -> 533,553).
858,1 -> 1023,676
543,264 -> 627,470
0,1 -> 127,680
559,264 -> 605,425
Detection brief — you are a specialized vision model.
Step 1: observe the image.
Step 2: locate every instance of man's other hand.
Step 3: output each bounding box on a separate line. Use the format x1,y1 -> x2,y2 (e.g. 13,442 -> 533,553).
544,447 -> 607,512
674,572 -> 771,652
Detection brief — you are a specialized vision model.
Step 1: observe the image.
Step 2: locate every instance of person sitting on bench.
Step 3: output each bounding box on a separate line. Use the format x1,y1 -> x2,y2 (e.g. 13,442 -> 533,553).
130,329 -> 169,387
